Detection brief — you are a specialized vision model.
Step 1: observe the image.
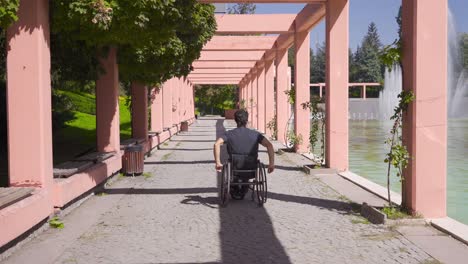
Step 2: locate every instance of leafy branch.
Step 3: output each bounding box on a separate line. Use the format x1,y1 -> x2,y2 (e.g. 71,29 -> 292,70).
302,95 -> 326,164
384,90 -> 414,207
266,115 -> 277,140
284,86 -> 295,105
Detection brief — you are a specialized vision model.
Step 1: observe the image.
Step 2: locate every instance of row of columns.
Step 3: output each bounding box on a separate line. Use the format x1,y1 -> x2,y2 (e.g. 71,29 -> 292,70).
133,78 -> 195,139
6,0 -> 196,190
239,0 -> 448,218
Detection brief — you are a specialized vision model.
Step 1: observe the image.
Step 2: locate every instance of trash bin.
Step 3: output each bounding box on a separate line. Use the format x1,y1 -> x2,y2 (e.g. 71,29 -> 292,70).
180,121 -> 189,132
122,144 -> 144,176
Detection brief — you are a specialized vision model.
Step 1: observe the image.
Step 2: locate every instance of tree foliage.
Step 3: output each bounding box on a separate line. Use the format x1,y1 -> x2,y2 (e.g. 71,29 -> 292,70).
195,85 -> 237,115
51,0 -> 216,85
462,33 -> 468,69
311,43 -> 325,83
353,22 -> 384,83
0,0 -> 19,28
228,3 -> 256,14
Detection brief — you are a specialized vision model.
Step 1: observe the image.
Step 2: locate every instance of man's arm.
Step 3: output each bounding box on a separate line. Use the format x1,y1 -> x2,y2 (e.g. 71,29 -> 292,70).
213,138 -> 224,172
260,138 -> 275,173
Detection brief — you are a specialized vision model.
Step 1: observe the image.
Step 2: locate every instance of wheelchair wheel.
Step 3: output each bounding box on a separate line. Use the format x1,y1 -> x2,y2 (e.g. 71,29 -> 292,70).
255,162 -> 268,206
220,163 -> 230,206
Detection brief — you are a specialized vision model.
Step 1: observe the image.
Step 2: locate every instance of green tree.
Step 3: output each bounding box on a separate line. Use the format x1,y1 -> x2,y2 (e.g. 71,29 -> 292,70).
349,48 -> 358,82
195,85 -> 237,115
462,33 -> 468,69
228,3 -> 256,14
354,22 -> 384,83
311,42 -> 326,83
51,0 -> 216,85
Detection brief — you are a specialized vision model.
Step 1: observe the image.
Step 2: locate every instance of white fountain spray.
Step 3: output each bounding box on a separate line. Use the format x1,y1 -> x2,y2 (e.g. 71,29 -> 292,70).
379,64 -> 402,121
448,10 -> 468,118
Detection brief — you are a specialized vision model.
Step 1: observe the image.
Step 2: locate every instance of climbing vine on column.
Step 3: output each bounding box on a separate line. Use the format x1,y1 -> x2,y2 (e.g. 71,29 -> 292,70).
380,10 -> 415,208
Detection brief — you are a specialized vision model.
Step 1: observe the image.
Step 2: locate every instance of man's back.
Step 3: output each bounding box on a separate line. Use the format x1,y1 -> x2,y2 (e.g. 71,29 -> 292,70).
223,127 -> 264,158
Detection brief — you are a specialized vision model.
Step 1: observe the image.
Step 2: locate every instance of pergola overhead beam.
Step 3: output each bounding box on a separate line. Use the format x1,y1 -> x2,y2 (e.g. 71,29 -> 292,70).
274,5 -> 325,50
198,51 -> 265,61
192,61 -> 256,69
192,81 -> 239,85
203,36 -> 278,51
189,76 -> 242,79
295,4 -> 326,32
188,74 -> 245,78
199,0 -> 325,2
215,14 -> 296,34
190,68 -> 250,74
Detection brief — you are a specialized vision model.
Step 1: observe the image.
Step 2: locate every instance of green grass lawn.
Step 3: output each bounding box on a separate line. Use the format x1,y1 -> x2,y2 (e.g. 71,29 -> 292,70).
53,91 -> 131,165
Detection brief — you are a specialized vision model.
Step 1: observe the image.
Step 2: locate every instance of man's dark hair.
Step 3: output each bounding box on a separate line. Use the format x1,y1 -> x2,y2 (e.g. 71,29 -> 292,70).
234,109 -> 249,127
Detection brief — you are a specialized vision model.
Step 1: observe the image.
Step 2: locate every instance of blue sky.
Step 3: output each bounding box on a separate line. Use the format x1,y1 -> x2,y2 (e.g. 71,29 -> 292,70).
229,0 -> 468,52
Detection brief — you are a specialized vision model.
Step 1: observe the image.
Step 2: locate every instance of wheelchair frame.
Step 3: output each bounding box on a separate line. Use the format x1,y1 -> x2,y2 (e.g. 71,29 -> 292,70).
219,160 -> 267,207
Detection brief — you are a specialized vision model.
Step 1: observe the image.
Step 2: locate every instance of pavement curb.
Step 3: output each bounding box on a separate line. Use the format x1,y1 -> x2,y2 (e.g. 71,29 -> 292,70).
361,202 -> 387,224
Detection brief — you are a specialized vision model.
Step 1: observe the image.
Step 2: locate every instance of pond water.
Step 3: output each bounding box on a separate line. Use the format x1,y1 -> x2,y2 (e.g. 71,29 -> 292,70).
348,119 -> 468,225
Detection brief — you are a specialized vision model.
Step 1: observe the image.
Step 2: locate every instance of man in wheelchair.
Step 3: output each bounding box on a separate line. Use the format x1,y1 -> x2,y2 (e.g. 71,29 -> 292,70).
213,110 -> 275,200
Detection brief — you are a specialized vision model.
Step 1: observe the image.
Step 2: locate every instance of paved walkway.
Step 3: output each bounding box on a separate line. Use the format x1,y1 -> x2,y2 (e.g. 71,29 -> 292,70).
2,118 -> 443,263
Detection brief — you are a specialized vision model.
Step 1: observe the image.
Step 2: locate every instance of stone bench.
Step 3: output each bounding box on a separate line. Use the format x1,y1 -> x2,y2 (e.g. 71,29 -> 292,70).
0,187 -> 34,210
53,152 -> 117,178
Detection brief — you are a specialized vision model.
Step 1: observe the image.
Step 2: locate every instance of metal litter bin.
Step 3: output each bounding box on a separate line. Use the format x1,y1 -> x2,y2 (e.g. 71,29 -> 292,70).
122,144 -> 144,176
181,121 -> 189,132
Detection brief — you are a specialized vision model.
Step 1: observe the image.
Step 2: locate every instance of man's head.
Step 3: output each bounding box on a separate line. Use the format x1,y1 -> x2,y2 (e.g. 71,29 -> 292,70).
234,109 -> 249,127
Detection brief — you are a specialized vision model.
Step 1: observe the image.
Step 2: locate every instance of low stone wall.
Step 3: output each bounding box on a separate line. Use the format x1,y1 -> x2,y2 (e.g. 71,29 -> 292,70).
349,98 -> 380,120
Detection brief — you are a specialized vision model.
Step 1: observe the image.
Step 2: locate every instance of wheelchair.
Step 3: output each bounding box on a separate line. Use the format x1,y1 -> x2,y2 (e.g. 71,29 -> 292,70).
219,154 -> 267,207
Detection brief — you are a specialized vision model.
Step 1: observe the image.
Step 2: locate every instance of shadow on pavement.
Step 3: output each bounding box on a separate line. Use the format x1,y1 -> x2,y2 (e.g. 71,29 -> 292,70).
214,119 -> 292,264
144,160 -> 215,165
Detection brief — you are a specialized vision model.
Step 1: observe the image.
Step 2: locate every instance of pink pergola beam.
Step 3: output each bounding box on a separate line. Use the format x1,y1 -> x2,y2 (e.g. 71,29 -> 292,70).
198,51 -> 265,61
190,69 -> 250,74
188,74 -> 245,78
276,4 -> 325,49
192,61 -> 256,69
203,36 -> 277,51
191,81 -> 239,85
199,0 -> 325,3
215,14 -> 296,34
295,3 -> 326,32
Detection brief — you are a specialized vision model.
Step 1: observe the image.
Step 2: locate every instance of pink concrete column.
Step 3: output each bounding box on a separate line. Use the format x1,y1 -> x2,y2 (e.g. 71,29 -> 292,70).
247,77 -> 251,112
96,47 -> 120,153
191,84 -> 196,119
172,78 -> 179,126
325,0 -> 349,171
251,73 -> 258,129
276,48 -> 289,145
162,80 -> 173,129
362,85 -> 367,99
184,79 -> 189,121
150,87 -> 163,132
294,29 -> 311,153
265,58 -> 275,138
183,79 -> 187,121
401,0 -> 447,218
6,0 -> 53,188
256,64 -> 266,133
319,84 -> 323,98
287,67 -> 292,120
131,82 -> 148,139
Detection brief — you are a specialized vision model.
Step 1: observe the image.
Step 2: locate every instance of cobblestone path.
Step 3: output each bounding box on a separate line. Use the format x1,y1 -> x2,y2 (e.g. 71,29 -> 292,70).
4,118 -> 437,264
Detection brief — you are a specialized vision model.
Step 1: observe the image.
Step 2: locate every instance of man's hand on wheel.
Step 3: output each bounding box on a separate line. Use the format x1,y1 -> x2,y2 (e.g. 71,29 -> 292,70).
215,162 -> 223,172
268,164 -> 275,173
